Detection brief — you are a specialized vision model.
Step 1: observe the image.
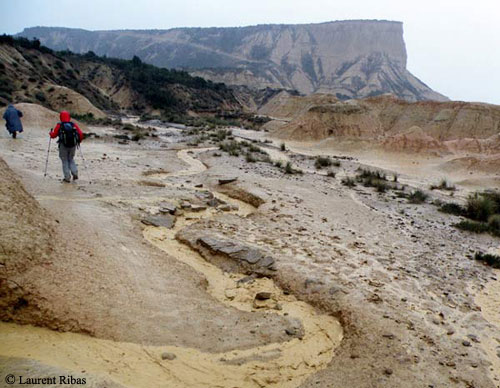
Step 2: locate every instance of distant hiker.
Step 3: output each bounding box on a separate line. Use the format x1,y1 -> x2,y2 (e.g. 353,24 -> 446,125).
49,111 -> 83,183
3,104 -> 23,138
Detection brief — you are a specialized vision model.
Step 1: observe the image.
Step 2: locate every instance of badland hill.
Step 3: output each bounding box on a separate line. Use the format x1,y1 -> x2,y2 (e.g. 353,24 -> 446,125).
19,21 -> 447,101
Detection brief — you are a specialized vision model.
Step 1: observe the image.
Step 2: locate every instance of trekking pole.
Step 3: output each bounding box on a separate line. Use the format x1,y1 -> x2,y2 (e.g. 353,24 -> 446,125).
43,137 -> 51,177
77,144 -> 91,184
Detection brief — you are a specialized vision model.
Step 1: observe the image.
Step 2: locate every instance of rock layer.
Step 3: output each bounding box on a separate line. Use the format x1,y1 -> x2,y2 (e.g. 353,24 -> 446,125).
19,21 -> 446,101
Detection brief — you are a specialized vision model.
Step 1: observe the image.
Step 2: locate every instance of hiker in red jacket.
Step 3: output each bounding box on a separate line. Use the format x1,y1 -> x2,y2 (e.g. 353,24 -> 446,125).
50,111 -> 84,182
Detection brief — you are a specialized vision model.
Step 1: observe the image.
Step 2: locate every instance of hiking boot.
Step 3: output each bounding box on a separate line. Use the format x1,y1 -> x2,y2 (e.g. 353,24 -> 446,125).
12,132 -> 16,139
62,178 -> 71,183
72,174 -> 78,181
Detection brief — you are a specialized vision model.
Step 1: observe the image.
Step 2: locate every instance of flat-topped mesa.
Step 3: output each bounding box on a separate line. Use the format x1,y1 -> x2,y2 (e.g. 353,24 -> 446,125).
19,21 -> 446,102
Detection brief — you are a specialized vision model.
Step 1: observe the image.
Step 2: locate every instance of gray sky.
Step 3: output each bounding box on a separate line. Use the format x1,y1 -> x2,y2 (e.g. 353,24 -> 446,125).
1,0 -> 499,105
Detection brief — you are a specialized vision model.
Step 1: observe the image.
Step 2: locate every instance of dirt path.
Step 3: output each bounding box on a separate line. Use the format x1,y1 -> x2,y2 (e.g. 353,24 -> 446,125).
0,147 -> 342,388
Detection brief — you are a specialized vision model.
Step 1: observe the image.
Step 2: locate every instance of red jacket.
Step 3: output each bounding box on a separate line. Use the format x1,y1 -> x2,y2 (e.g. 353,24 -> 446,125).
50,111 -> 84,142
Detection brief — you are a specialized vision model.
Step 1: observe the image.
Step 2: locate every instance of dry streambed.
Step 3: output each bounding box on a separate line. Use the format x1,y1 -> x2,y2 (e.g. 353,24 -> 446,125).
0,148 -> 342,387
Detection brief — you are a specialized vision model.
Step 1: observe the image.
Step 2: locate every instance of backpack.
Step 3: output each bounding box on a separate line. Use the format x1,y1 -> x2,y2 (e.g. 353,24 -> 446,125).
59,122 -> 79,147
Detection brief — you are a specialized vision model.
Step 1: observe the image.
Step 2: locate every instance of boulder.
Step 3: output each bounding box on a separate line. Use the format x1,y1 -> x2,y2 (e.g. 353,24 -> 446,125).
197,235 -> 275,269
141,214 -> 176,229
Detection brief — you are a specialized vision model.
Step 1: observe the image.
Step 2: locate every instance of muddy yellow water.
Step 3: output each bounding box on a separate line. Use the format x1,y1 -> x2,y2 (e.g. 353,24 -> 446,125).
0,148 -> 342,387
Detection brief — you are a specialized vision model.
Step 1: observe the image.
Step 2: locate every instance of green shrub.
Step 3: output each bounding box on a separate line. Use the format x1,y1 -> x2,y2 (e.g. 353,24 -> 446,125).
455,220 -> 490,234
314,156 -> 332,169
488,214 -> 500,233
439,202 -> 465,216
375,181 -> 389,193
245,152 -> 256,163
408,190 -> 428,204
219,140 -> 242,156
356,168 -> 387,181
474,252 -> 500,268
284,161 -> 294,174
465,193 -> 497,222
35,91 -> 46,102
341,177 -> 356,187
214,129 -> 232,141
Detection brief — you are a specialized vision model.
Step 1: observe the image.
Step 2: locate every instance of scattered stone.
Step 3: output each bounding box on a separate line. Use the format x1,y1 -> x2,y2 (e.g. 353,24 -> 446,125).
462,340 -> 471,347
236,276 -> 255,286
382,333 -> 395,340
218,204 -> 232,212
190,205 -> 207,212
255,292 -> 272,300
224,289 -> 237,300
197,236 -> 275,269
180,201 -> 191,209
253,298 -> 279,310
446,329 -> 455,336
141,214 -> 176,229
466,334 -> 480,343
383,368 -> 393,376
218,177 -> 238,185
208,198 -> 220,207
161,352 -> 177,361
285,328 -> 298,336
159,202 -> 177,215
194,183 -> 203,188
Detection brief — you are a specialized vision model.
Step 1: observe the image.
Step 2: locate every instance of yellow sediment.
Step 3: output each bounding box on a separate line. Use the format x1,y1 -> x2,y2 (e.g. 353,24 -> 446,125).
0,148 -> 342,387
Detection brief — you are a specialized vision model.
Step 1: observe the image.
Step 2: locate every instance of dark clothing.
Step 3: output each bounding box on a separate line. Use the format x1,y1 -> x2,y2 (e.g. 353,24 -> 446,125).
3,105 -> 23,134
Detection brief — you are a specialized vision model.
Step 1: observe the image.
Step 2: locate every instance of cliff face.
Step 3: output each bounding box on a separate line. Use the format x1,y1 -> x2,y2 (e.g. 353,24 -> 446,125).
19,21 -> 447,102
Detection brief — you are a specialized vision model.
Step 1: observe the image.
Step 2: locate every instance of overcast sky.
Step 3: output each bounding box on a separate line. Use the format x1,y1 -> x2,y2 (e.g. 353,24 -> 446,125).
1,0 -> 499,105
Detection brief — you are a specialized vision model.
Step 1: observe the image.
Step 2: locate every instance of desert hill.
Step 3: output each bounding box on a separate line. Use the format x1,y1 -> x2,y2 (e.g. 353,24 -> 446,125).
264,93 -> 500,153
19,21 -> 447,101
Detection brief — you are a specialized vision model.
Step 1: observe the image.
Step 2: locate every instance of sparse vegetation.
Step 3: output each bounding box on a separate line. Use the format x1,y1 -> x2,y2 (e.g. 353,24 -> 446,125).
72,112 -> 122,126
245,152 -> 257,163
355,168 -> 391,192
408,190 -> 428,204
438,191 -> 500,237
341,177 -> 356,187
439,202 -> 464,216
465,193 -> 498,222
280,143 -> 286,151
314,156 -> 333,169
327,170 -> 336,178
34,91 -> 46,102
284,161 -> 302,175
474,252 -> 500,269
430,179 -> 456,191
219,140 -> 242,157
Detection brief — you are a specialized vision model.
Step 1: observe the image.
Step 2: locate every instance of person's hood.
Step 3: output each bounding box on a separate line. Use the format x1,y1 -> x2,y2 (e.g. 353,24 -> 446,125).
60,111 -> 70,122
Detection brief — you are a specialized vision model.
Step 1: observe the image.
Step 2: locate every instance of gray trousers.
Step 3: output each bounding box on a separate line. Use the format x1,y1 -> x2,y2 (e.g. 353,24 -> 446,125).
58,144 -> 78,180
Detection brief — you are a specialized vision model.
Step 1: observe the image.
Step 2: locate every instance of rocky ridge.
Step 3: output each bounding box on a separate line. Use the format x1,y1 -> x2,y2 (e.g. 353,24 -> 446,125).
20,21 -> 447,101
